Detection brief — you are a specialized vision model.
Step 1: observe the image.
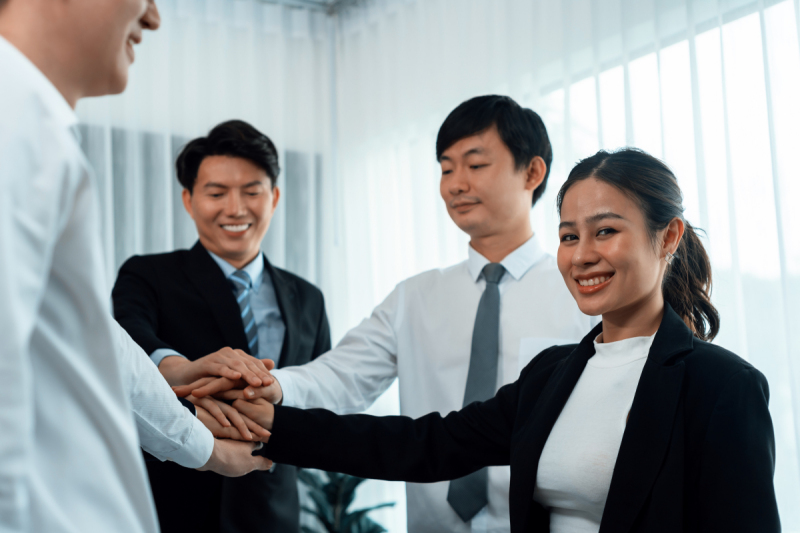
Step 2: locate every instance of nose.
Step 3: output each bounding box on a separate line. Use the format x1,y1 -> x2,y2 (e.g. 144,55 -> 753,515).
224,192 -> 247,218
572,236 -> 600,267
141,1 -> 161,31
446,167 -> 469,197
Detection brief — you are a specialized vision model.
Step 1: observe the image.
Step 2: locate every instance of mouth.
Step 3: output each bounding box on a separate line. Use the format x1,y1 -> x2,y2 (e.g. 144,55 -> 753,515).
450,201 -> 480,213
126,34 -> 141,63
220,223 -> 252,235
574,273 -> 615,294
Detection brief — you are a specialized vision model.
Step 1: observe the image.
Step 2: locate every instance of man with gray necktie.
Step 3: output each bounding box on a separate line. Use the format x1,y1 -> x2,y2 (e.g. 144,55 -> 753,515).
180,95 -> 595,533
112,120 -> 331,533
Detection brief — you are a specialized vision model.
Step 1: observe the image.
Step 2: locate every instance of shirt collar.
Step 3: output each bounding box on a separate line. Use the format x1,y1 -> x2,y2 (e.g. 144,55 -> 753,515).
467,234 -> 546,282
0,36 -> 79,135
207,250 -> 265,290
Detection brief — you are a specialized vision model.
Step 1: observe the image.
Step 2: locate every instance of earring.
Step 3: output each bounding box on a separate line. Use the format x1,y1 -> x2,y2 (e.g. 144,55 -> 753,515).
665,251 -> 675,265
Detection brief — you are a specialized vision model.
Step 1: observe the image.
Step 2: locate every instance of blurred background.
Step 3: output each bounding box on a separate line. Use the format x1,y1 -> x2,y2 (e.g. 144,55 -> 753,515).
77,0 -> 800,530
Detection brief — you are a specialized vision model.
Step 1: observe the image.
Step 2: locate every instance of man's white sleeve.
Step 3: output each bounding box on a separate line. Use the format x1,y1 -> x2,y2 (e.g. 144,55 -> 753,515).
114,324 -> 214,468
272,283 -> 404,414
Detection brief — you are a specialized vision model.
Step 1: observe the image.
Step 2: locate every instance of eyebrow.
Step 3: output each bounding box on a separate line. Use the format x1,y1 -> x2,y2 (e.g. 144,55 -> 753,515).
559,211 -> 626,229
440,147 -> 486,162
203,180 -> 265,189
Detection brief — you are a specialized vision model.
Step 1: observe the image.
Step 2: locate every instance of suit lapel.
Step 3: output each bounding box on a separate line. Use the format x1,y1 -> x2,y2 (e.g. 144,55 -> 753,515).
598,305 -> 693,533
513,324 -> 602,517
264,257 -> 298,368
183,242 -> 250,352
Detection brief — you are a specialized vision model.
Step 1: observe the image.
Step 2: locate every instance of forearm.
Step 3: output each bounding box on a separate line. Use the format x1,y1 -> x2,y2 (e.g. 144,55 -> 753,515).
115,324 -> 214,468
263,404 -> 510,483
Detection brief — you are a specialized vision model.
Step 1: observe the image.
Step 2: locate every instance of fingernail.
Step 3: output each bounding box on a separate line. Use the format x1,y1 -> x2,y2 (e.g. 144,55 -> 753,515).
247,390 -> 254,397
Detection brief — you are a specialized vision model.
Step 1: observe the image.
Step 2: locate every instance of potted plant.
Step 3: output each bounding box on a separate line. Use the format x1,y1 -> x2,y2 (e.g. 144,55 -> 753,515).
299,469 -> 395,533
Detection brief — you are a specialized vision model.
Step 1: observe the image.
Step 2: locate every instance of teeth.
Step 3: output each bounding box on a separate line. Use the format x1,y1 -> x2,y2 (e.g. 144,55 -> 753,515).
222,224 -> 249,232
579,276 -> 610,287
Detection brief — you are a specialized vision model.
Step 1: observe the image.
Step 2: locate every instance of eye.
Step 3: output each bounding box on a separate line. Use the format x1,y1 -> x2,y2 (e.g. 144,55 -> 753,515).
441,169 -> 452,176
209,193 -> 223,198
470,164 -> 488,170
560,233 -> 577,242
597,227 -> 617,237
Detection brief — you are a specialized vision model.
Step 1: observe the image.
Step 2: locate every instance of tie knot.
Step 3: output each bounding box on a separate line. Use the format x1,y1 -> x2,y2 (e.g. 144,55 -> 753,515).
229,270 -> 252,294
482,263 -> 506,284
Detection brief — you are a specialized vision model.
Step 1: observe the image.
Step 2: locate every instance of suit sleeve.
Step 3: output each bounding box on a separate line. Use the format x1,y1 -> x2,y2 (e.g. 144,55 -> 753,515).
311,292 -> 332,359
264,373 -> 522,483
695,367 -> 780,532
112,255 -> 177,358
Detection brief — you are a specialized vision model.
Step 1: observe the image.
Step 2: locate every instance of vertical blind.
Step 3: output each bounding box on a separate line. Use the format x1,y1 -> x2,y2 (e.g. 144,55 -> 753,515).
76,0 -> 800,531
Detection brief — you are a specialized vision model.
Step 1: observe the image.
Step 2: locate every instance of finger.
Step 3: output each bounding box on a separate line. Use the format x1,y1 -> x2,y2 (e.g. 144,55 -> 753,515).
215,388 -> 251,401
262,359 -> 275,371
208,362 -> 242,381
227,358 -> 263,388
198,397 -> 231,427
191,377 -> 236,398
241,413 -> 271,440
218,402 -> 252,440
252,456 -> 273,472
172,376 -> 215,397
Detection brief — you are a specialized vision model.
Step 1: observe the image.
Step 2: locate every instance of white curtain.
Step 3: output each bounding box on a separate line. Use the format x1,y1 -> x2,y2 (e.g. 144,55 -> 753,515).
76,0 -> 800,531
333,0 -> 800,530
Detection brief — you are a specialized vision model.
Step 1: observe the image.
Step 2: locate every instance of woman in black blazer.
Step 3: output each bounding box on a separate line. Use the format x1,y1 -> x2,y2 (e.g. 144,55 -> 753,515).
237,149 -> 780,532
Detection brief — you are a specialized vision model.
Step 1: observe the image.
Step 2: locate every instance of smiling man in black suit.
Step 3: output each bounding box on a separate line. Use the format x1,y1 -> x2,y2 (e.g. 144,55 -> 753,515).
112,119 -> 331,533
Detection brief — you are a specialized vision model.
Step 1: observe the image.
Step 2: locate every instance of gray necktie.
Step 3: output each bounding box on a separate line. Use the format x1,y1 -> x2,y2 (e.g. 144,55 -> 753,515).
230,270 -> 259,356
447,262 -> 506,523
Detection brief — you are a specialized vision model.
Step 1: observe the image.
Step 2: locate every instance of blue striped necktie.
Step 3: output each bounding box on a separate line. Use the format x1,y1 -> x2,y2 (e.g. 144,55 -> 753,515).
229,270 -> 259,356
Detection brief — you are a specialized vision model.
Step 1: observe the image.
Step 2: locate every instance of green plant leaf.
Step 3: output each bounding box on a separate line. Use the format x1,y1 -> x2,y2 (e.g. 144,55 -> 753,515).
340,503 -> 395,532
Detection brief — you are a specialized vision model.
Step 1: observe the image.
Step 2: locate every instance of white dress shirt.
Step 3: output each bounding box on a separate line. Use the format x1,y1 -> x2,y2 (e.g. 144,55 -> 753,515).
533,333 -> 655,533
151,250 -> 286,366
0,37 -> 213,533
272,235 -> 595,533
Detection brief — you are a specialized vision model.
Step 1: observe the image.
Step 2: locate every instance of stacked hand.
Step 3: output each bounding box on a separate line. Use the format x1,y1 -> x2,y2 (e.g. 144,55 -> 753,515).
161,347 -> 282,477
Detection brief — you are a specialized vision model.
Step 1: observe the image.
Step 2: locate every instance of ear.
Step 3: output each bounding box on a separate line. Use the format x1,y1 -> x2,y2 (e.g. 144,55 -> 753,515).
271,185 -> 281,210
181,188 -> 195,219
661,217 -> 685,258
524,156 -> 547,193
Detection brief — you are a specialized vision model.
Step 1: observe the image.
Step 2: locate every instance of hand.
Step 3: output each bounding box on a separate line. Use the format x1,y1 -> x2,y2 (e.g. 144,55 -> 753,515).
198,438 -> 273,477
191,396 -> 271,441
172,369 -> 278,403
159,347 -> 274,388
232,398 -> 275,432
215,376 -> 283,404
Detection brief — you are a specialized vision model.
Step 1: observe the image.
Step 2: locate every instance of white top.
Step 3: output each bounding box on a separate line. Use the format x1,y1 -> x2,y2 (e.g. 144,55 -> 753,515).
0,36 -> 214,533
272,235 -> 595,533
151,249 -> 286,366
533,333 -> 656,533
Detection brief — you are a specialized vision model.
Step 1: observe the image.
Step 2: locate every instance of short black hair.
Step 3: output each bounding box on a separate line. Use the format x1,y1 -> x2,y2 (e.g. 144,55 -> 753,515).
176,120 -> 280,192
436,95 -> 553,206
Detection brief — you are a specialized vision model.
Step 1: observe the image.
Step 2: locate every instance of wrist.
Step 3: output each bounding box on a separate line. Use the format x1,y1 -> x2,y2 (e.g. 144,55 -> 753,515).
159,355 -> 194,386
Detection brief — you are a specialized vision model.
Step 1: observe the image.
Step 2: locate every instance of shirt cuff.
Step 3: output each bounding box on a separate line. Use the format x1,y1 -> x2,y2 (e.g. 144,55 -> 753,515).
165,415 -> 214,468
270,368 -> 296,407
150,348 -> 187,368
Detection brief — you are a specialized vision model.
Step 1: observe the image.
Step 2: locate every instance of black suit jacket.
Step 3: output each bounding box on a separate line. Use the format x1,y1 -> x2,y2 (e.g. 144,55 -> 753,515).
264,304 -> 780,533
113,241 -> 331,533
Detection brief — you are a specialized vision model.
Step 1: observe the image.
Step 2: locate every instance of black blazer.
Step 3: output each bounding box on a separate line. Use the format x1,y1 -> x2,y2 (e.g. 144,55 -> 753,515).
113,241 -> 331,533
264,304 -> 780,533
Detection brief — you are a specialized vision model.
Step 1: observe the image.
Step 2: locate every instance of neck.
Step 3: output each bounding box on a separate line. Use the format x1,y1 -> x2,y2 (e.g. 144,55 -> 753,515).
469,222 -> 533,263
600,291 -> 664,343
225,250 -> 261,270
0,10 -> 81,108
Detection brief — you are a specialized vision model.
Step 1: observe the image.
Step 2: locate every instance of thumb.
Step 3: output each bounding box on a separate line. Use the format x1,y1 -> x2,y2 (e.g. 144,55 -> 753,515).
252,456 -> 273,471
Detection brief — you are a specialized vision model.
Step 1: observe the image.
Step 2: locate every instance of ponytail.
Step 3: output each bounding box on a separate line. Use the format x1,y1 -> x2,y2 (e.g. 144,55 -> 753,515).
557,149 -> 720,341
663,222 -> 720,341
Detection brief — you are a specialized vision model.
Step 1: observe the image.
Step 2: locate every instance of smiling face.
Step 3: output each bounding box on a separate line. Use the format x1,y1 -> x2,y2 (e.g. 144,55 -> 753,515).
557,177 -> 669,323
182,155 -> 280,269
68,0 -> 161,97
439,126 -> 543,241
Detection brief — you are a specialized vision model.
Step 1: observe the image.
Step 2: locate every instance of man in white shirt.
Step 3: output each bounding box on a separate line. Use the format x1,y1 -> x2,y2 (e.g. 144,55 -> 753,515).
185,95 -> 595,533
0,1 -> 271,532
